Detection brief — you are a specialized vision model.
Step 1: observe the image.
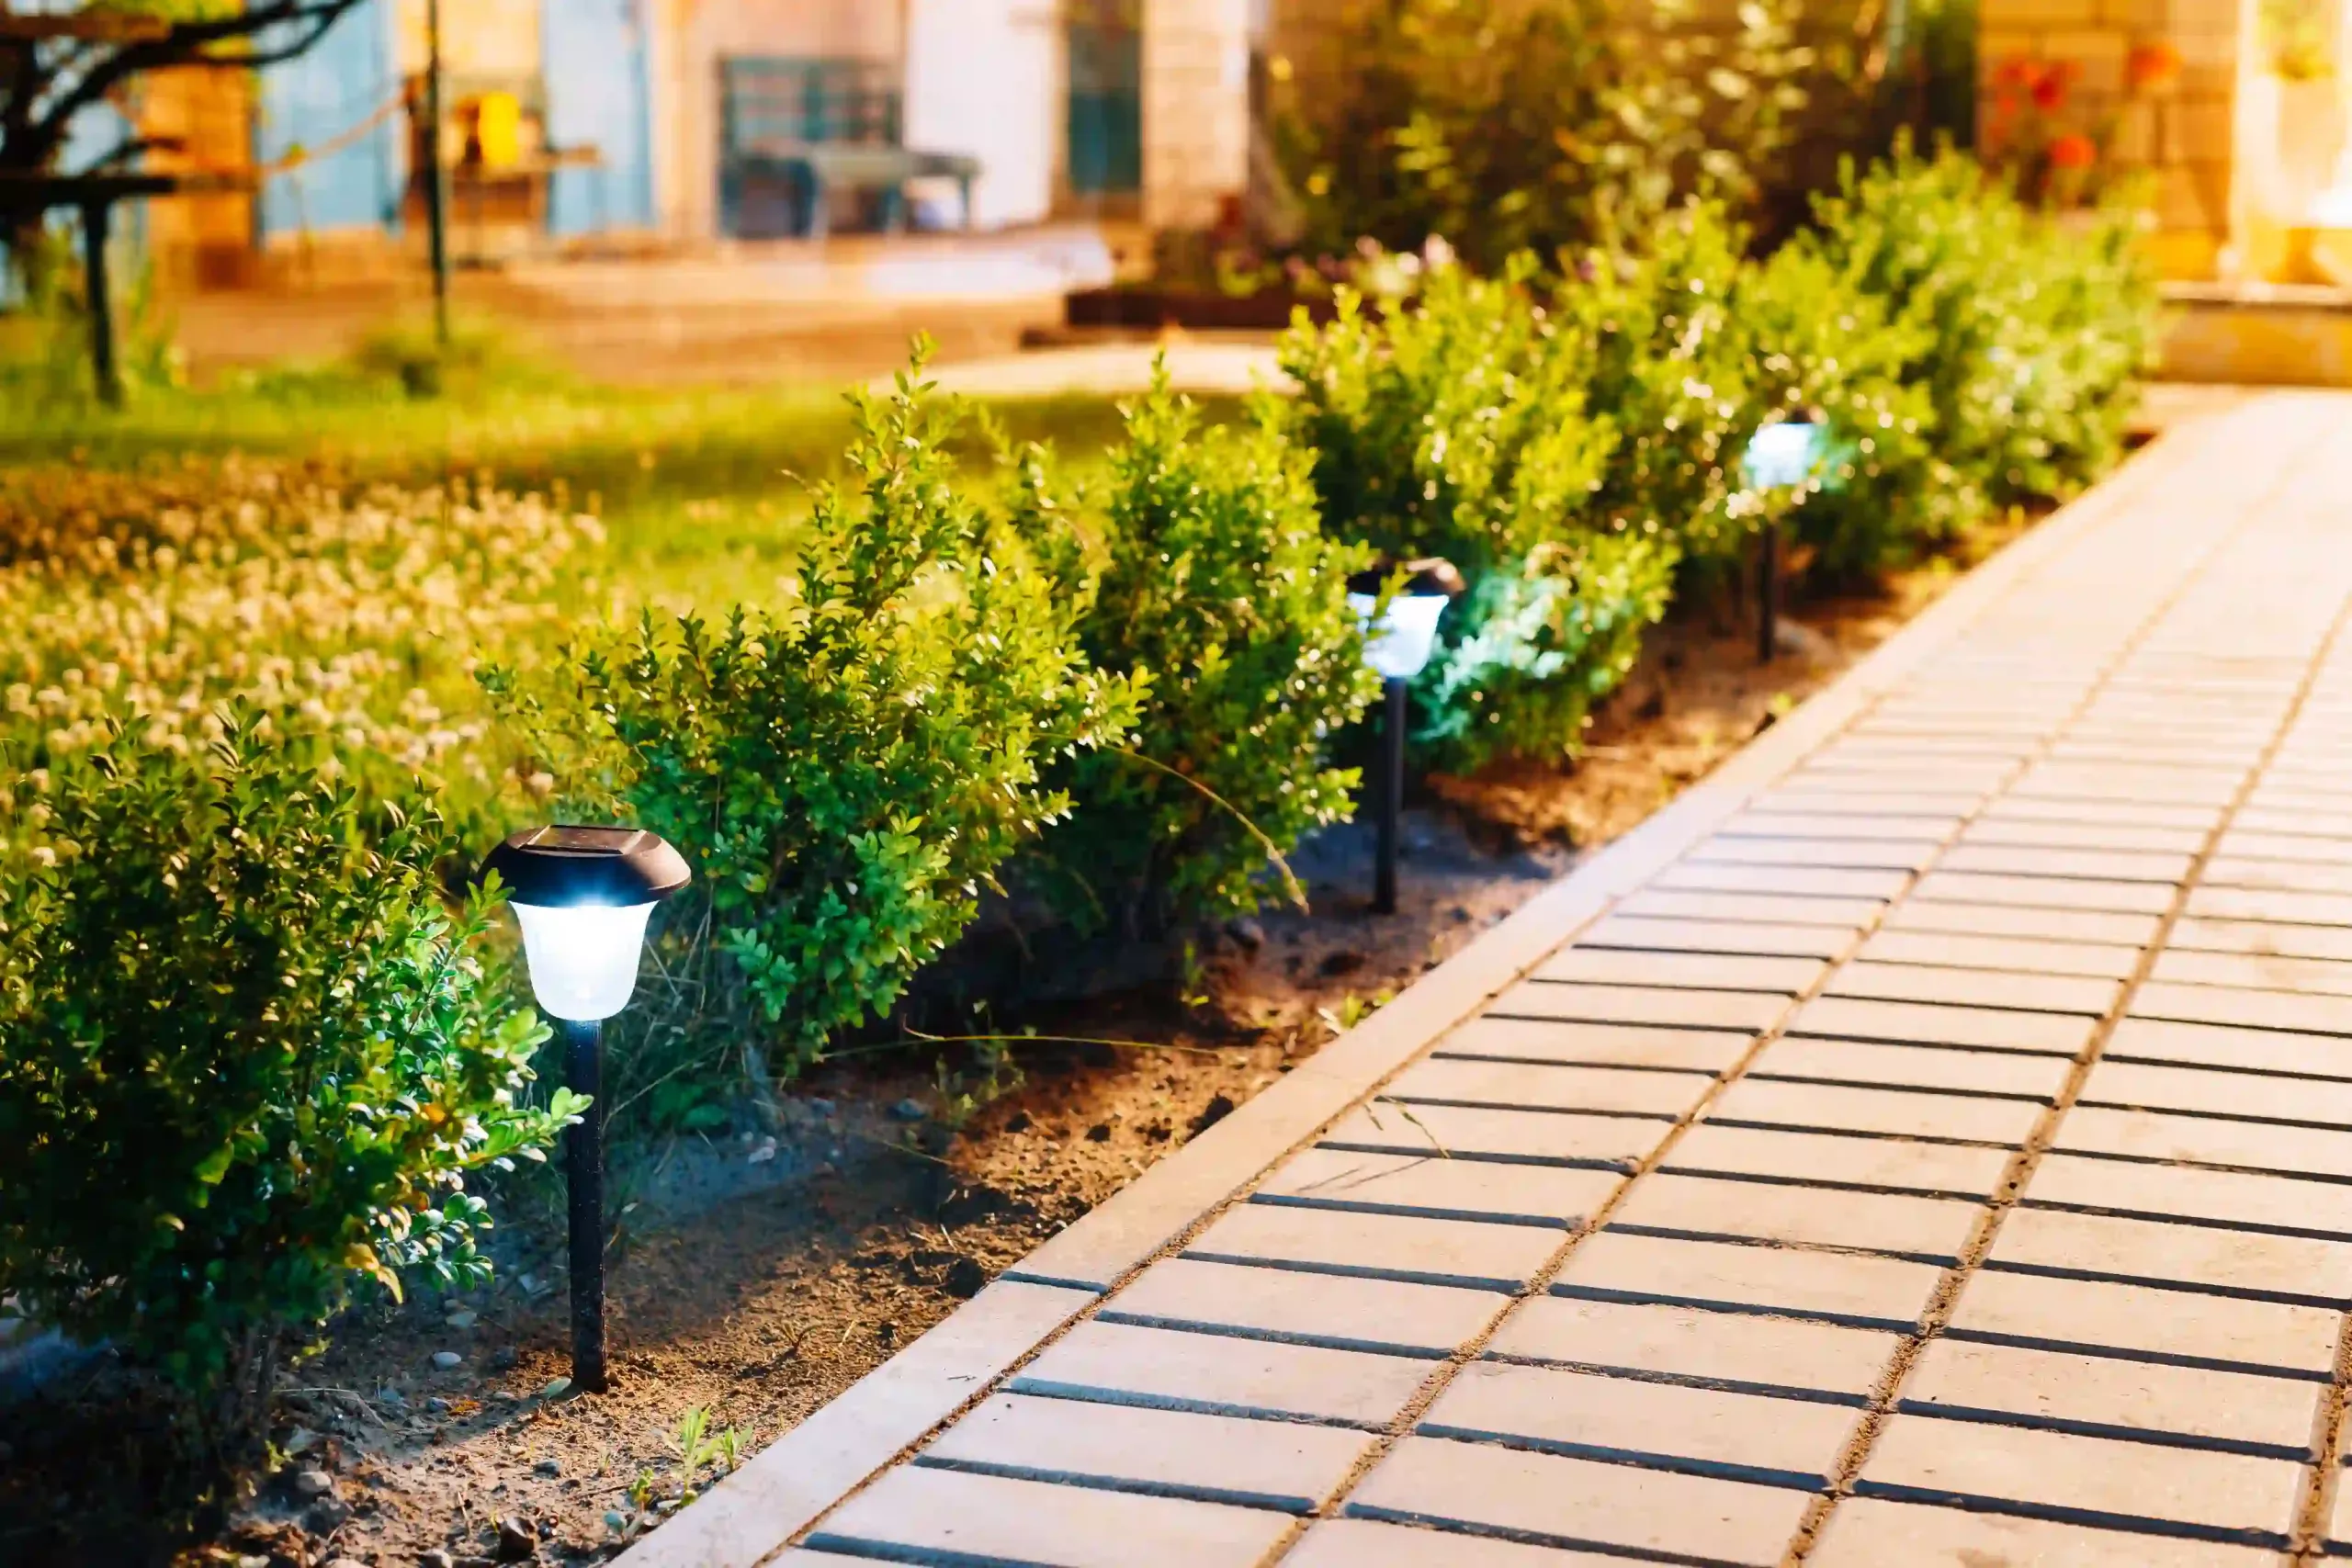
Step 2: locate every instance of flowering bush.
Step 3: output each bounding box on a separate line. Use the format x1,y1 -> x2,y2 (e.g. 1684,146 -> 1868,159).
0,716 -> 568,1454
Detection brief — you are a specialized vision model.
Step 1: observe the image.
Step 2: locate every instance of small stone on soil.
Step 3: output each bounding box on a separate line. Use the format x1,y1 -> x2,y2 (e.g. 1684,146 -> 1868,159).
890,1098 -> 926,1122
432,1350 -> 463,1370
747,1136 -> 777,1164
1225,916 -> 1266,952
809,1098 -> 835,1117
290,1468 -> 334,1499
420,1551 -> 456,1568
1189,1094 -> 1237,1136
534,1458 -> 562,1477
943,1256 -> 987,1298
488,1347 -> 519,1371
1320,949 -> 1366,976
446,1309 -> 479,1330
1084,1122 -> 1111,1142
282,1426 -> 320,1455
1003,1110 -> 1031,1134
494,1517 -> 538,1562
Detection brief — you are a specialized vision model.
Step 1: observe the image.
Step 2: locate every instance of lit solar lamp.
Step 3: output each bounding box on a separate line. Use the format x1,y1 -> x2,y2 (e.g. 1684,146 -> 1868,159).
483,825 -> 690,1392
1347,560 -> 1464,914
1743,419 -> 1823,666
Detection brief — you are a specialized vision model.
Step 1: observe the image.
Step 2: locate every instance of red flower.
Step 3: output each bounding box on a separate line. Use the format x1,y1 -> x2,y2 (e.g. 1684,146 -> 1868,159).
2128,39 -> 2183,93
2049,132 -> 2098,171
1991,56 -> 2042,92
2031,61 -> 2077,111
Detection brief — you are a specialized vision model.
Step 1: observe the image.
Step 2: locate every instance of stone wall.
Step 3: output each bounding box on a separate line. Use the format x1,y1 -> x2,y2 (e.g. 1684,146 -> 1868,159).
1143,0 -> 1253,230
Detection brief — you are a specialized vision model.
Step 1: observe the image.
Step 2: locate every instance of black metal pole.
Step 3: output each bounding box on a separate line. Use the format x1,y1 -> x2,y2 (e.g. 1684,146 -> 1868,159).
81,199 -> 119,406
1757,518 -> 1780,666
562,1018 -> 606,1393
1374,676 -> 1407,915
424,0 -> 451,348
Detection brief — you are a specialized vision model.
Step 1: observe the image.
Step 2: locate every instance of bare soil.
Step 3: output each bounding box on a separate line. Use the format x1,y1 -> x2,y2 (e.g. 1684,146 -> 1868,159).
0,545 -> 2006,1568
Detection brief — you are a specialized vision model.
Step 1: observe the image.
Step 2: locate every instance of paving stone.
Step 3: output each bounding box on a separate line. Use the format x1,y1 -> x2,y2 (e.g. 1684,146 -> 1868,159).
1608,1171 -> 1983,1259
1939,842 -> 2196,885
1104,1258 -> 1499,1357
1419,1360 -> 1858,1483
1665,1124 -> 2013,1196
1436,1018 -> 1751,1073
2222,829 -> 2352,864
2012,762 -> 2247,806
2055,1105 -> 2352,1180
1011,1321 -> 1437,1427
1788,996 -> 2095,1054
1186,1201 -> 1561,1291
2154,949 -> 2352,998
1487,981 -> 1789,1032
1979,796 -> 2222,832
1985,1206 -> 2352,1303
2170,917 -> 2352,964
922,1393 -> 1374,1512
805,1463 -> 1295,1567
1750,1036 -> 2072,1099
1385,1058 -> 1713,1118
2132,980 -> 2352,1038
1615,888 -> 1887,928
2103,1016 -> 2352,1078
1943,1265 -> 2343,1375
1859,928 -> 2143,979
1824,959 -> 2120,1017
1750,788 -> 1986,818
2187,885 -> 2352,927
2203,857 -> 2352,896
1533,948 -> 1826,995
1486,1293 -> 1899,1397
1824,734 -> 2034,759
1283,1518 -> 1627,1568
1650,862 -> 1913,899
2023,1151 -> 2352,1236
1881,898 -> 2163,948
1579,916 -> 1855,959
1721,811 -> 1966,841
1897,1338 -> 2315,1450
1319,1104 -> 1664,1168
1552,1231 -> 1939,1331
1707,1078 -> 2046,1145
1257,1148 -> 1619,1231
1912,870 -> 2177,914
2077,1059 -> 2352,1125
1962,818 -> 2209,854
1345,1434 -> 1812,1566
1855,1413 -> 2301,1539
2235,807 -> 2352,840
1688,835 -> 1941,873
1809,1495 -> 2280,1566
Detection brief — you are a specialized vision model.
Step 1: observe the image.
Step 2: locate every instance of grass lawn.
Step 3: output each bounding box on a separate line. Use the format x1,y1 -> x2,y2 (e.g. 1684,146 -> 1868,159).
0,352 -> 1206,610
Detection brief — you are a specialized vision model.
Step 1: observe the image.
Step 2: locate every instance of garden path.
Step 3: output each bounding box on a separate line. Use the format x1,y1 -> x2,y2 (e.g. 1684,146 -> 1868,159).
625,390 -> 2352,1567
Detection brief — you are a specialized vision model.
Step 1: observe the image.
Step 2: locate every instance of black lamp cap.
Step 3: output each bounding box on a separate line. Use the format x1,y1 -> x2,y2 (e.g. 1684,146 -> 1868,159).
1347,557 -> 1466,599
482,824 -> 691,908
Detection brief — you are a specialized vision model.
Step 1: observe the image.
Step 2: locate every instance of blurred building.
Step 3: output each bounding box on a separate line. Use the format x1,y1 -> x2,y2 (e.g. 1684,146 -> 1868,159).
112,0 -> 1260,288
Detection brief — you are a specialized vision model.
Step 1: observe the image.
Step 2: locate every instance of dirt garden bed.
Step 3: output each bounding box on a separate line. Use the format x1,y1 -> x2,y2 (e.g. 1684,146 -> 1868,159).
0,525 -> 2018,1568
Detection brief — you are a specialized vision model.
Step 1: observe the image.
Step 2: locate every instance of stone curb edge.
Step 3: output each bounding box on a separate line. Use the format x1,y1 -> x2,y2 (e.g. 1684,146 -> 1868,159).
614,416 -> 2205,1568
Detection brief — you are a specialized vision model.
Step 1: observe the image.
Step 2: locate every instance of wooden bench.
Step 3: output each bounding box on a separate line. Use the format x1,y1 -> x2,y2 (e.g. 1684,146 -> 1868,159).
718,56 -> 978,240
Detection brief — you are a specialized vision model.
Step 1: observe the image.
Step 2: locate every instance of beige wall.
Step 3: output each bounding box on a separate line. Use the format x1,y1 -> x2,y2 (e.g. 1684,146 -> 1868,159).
1144,0 -> 1251,228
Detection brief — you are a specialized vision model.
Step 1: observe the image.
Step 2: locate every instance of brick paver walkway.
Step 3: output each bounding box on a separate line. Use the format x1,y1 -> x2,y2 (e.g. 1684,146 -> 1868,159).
655,394 -> 2352,1566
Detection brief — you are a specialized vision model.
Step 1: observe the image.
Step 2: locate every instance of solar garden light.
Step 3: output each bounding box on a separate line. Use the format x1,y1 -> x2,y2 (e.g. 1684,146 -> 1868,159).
483,825 -> 690,1393
1347,559 -> 1464,915
1743,418 -> 1823,667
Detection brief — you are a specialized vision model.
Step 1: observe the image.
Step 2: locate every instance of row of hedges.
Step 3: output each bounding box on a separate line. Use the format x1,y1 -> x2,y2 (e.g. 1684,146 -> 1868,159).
0,149 -> 2154,1459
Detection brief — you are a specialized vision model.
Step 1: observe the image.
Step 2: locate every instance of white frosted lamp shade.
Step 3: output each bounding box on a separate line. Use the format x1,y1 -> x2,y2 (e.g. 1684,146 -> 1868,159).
1745,421 -> 1821,490
510,901 -> 657,1022
1351,590 -> 1450,681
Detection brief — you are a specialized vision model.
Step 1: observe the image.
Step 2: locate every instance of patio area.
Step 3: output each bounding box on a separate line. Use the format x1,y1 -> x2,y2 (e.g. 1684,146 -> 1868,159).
619,390 -> 2352,1567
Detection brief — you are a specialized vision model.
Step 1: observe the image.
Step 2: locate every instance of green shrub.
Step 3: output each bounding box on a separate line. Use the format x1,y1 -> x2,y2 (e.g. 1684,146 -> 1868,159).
1806,145 -> 2156,515
1274,0 -> 1816,274
1276,263 -> 1668,768
0,714 -> 567,1453
1560,198 -> 1756,563
1023,372 -> 1377,931
489,356 -> 1136,1081
1728,237 -> 1951,578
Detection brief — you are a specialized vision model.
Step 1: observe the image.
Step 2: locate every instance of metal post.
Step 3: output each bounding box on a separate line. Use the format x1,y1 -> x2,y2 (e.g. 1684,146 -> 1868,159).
423,0 -> 451,347
1757,519 -> 1781,667
80,199 -> 118,406
1374,676 -> 1407,915
562,1018 -> 606,1393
